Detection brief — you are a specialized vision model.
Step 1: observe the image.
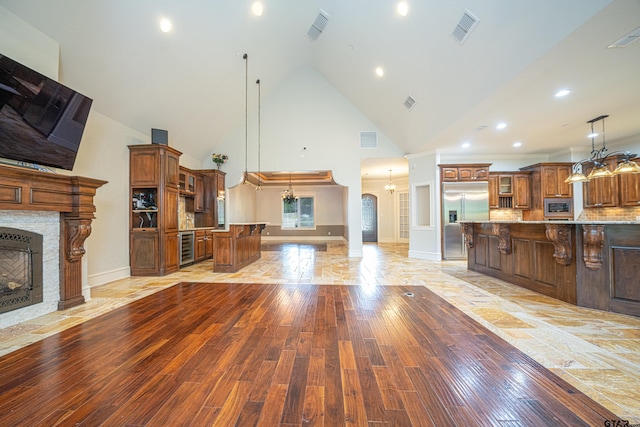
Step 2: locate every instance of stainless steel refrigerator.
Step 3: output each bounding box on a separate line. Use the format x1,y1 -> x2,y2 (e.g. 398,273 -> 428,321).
442,182 -> 489,259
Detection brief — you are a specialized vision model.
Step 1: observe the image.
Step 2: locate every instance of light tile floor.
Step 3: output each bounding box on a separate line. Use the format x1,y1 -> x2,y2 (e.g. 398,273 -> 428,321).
1,242 -> 638,422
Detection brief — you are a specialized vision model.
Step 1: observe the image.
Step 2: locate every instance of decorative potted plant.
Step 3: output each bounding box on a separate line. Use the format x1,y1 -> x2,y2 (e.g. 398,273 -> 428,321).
212,153 -> 228,169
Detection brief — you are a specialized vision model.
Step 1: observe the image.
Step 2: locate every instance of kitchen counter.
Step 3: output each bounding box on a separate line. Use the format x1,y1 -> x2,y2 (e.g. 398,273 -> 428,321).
459,220 -> 639,224
211,223 -> 267,272
461,221 -> 640,317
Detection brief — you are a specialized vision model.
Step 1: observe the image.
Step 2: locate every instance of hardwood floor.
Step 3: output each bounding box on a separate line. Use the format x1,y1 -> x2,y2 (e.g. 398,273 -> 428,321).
0,282 -> 619,426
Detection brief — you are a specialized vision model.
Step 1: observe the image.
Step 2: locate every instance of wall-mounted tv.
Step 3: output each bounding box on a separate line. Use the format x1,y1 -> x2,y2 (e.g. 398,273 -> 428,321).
0,54 -> 92,171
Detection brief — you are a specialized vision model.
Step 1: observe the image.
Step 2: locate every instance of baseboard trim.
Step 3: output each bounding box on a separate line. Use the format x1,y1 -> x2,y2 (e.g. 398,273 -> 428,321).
408,250 -> 441,261
88,266 -> 130,288
262,236 -> 345,242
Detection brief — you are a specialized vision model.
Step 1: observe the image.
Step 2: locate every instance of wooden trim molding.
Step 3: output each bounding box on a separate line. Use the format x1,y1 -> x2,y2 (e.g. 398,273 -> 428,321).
462,223 -> 474,248
582,224 -> 605,270
545,223 -> 573,266
0,164 -> 107,310
492,223 -> 512,254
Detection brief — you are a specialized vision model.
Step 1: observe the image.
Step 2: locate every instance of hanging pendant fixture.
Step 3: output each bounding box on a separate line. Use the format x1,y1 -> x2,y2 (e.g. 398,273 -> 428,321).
282,171 -> 298,203
255,78 -> 262,191
242,53 -> 250,185
385,169 -> 396,194
565,115 -> 640,183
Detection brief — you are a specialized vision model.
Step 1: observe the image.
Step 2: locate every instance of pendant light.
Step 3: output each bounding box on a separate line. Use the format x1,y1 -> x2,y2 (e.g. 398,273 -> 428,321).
255,78 -> 262,191
242,53 -> 250,185
282,171 -> 298,203
385,169 -> 396,194
565,115 -> 639,183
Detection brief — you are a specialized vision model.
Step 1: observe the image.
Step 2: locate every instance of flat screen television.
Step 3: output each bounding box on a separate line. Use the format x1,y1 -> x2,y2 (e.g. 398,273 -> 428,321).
0,53 -> 92,171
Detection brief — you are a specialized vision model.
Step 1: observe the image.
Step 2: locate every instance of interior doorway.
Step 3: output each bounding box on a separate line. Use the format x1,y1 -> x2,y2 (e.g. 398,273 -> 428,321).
361,193 -> 378,242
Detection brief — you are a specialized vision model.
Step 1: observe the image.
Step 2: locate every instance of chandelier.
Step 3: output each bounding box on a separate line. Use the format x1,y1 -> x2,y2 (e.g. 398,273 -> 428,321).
282,172 -> 298,203
385,169 -> 396,194
564,115 -> 640,184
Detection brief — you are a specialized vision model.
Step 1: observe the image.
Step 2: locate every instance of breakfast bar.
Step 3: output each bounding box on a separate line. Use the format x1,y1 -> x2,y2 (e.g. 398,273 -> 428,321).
460,221 -> 640,317
212,223 -> 267,273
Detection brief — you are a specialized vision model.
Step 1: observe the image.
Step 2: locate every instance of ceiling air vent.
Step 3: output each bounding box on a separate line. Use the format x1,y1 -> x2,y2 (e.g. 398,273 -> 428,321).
307,10 -> 330,41
404,96 -> 416,111
360,131 -> 378,149
607,26 -> 640,48
452,9 -> 479,45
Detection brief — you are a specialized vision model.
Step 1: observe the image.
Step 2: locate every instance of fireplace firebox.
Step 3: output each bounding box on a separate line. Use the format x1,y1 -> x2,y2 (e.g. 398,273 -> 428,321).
0,227 -> 43,315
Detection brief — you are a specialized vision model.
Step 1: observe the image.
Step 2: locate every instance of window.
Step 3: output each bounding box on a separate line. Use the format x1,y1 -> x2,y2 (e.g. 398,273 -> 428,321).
399,191 -> 409,238
282,195 -> 316,229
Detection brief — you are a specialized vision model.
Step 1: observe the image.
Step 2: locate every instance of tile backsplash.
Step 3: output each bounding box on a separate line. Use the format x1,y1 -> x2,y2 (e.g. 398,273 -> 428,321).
578,206 -> 640,222
179,196 -> 195,229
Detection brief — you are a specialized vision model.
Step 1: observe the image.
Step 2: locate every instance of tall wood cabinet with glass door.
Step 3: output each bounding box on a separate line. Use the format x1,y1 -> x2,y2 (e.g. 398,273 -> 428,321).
129,144 -> 181,276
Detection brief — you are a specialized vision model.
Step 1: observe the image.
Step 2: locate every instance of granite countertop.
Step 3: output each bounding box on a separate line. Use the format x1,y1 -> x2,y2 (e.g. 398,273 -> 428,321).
458,220 -> 639,225
179,227 -> 217,232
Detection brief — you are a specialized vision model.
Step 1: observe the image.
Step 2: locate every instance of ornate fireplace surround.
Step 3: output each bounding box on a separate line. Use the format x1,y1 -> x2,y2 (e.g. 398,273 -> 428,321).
0,164 -> 106,310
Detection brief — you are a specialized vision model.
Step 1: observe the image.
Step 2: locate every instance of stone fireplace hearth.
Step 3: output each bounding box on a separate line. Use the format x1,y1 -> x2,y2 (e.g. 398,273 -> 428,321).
0,163 -> 106,328
0,227 -> 44,315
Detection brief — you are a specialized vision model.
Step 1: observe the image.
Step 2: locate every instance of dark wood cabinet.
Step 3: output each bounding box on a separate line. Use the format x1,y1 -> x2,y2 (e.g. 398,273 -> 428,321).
194,169 -> 225,229
582,159 -> 618,208
213,224 -> 264,273
195,174 -> 205,212
440,164 -> 491,182
178,167 -> 196,195
129,144 -> 182,276
489,172 -> 530,209
513,173 -> 531,209
619,159 -> 640,206
195,229 -> 214,262
541,164 -> 573,198
488,175 -> 499,209
520,163 -> 574,220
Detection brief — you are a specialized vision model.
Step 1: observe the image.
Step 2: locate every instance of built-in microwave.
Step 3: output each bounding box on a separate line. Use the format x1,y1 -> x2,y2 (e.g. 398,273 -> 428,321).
544,198 -> 573,219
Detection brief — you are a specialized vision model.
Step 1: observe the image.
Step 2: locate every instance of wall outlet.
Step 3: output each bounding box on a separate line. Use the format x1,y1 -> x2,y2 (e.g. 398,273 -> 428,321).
636,216 -> 640,222
328,231 -> 331,235
266,231 -> 270,235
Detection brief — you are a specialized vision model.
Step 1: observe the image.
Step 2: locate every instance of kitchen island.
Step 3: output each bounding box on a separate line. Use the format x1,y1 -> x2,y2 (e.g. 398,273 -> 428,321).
212,223 -> 267,273
460,220 -> 640,317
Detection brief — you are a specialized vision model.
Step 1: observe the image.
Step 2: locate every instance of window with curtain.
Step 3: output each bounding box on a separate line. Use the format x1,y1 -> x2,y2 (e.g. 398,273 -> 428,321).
282,195 -> 316,229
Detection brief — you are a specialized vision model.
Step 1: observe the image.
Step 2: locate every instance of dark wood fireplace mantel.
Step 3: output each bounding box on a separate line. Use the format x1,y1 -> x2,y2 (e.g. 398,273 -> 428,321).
0,163 -> 107,310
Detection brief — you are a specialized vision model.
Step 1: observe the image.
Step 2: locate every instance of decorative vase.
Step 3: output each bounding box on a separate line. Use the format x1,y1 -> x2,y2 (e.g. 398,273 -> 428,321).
217,163 -> 221,169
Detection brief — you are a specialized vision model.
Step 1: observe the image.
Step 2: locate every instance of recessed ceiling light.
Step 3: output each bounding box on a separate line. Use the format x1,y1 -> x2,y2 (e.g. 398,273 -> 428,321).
397,1 -> 409,16
462,142 -> 470,148
513,141 -> 522,148
375,67 -> 384,77
252,2 -> 264,16
555,89 -> 571,98
160,18 -> 172,33
496,122 -> 507,130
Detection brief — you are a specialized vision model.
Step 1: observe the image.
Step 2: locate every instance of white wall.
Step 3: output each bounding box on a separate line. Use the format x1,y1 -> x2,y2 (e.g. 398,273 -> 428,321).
0,6 -> 58,80
407,153 -> 440,260
254,185 -> 344,226
214,67 -> 406,256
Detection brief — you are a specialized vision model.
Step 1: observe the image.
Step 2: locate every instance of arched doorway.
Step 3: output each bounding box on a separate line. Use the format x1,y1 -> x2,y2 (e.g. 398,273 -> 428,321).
361,193 -> 378,242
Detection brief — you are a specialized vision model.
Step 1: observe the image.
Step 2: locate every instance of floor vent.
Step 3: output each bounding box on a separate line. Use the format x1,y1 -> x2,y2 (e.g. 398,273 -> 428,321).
452,9 -> 479,45
307,10 -> 330,41
404,96 -> 416,111
360,131 -> 378,149
608,26 -> 640,48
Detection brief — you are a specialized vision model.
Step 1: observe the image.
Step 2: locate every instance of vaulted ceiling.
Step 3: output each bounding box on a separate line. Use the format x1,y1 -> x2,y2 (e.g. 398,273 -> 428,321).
2,0 -> 639,181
